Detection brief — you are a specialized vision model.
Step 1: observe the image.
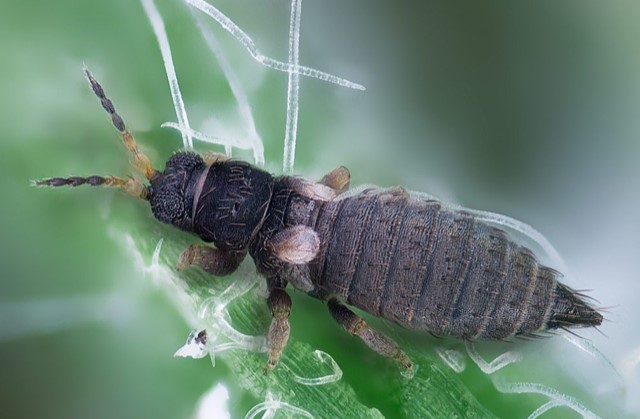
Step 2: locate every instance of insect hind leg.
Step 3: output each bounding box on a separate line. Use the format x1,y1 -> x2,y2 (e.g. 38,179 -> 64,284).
328,298 -> 413,375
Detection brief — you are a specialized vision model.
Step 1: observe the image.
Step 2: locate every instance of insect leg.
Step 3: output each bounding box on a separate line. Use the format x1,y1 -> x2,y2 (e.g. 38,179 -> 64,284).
177,245 -> 245,275
319,166 -> 350,195
286,178 -> 337,201
328,298 -> 413,374
265,283 -> 292,372
281,263 -> 315,293
203,151 -> 229,165
268,225 -> 320,264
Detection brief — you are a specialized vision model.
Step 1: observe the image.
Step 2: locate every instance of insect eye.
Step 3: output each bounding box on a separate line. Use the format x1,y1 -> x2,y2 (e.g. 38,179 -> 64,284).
150,189 -> 185,224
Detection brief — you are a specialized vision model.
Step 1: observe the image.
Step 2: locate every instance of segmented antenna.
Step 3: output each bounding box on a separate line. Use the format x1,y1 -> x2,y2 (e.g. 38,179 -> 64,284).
34,176 -> 150,200
83,66 -> 158,180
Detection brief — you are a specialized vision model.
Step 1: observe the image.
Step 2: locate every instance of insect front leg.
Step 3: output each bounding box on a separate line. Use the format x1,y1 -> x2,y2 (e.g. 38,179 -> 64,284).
203,151 -> 229,165
319,166 -> 351,195
177,245 -> 245,276
265,280 -> 292,372
328,298 -> 414,374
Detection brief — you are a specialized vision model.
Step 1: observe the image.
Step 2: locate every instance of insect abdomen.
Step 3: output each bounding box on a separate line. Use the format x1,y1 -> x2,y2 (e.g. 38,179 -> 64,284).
310,189 -> 602,339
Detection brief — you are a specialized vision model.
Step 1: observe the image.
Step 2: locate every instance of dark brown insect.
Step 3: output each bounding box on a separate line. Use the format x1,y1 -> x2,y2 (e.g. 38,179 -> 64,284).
37,70 -> 603,374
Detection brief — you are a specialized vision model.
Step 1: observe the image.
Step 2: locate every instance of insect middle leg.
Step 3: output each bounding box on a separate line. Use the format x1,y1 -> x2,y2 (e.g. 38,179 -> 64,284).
265,279 -> 292,372
328,298 -> 413,374
320,166 -> 351,195
177,245 -> 245,276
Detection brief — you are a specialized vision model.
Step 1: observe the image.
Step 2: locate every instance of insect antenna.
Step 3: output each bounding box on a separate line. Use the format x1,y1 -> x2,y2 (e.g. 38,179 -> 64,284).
33,175 -> 150,200
83,66 -> 158,180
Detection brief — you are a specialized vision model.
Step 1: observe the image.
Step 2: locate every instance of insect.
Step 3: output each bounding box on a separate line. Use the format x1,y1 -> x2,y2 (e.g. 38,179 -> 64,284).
38,70 -> 603,374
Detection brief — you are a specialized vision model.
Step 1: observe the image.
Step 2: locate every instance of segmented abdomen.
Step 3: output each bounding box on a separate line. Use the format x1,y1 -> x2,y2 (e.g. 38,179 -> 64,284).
309,188 -> 563,340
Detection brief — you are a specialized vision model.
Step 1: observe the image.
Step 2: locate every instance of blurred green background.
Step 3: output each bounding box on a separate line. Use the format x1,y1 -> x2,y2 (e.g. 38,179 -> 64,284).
1,1 -> 639,418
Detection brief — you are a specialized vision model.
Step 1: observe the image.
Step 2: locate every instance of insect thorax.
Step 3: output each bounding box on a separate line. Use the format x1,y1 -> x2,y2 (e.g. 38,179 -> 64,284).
190,161 -> 274,252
